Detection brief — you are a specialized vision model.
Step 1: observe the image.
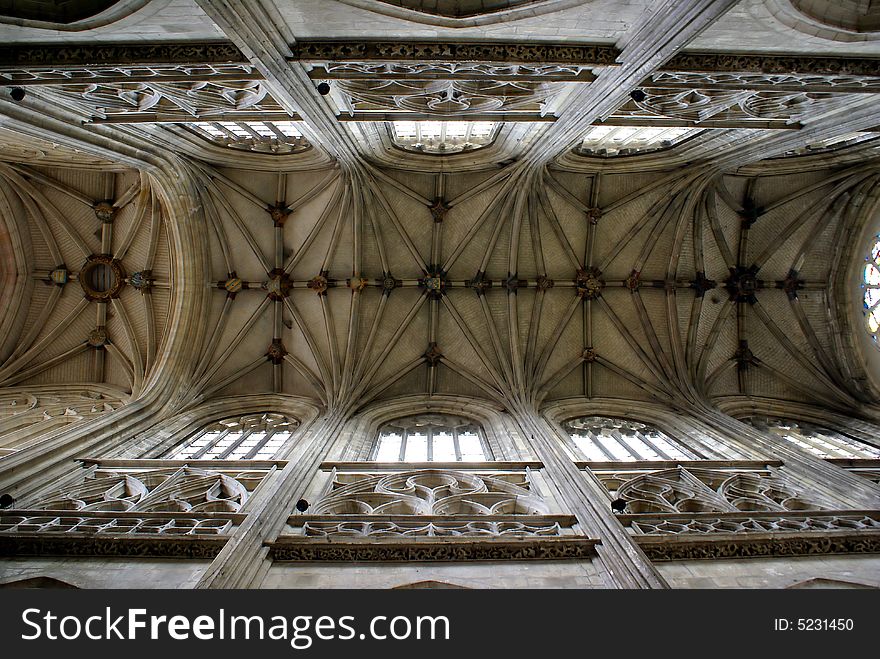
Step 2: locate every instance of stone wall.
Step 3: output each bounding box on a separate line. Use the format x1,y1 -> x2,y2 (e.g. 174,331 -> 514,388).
0,557 -> 211,589
657,555 -> 880,588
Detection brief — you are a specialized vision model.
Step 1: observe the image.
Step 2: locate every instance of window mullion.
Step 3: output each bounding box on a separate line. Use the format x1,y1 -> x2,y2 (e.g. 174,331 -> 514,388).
217,428 -> 253,460
589,431 -> 620,461
192,428 -> 232,459
243,429 -> 276,460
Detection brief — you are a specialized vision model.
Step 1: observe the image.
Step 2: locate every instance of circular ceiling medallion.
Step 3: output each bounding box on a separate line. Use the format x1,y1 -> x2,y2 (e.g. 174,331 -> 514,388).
79,254 -> 126,301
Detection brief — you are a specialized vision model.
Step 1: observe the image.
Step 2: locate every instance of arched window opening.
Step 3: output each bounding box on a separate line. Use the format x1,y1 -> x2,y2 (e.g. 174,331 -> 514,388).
372,414 -> 492,462
185,120 -> 310,155
389,121 -> 498,154
164,412 -> 299,461
564,416 -> 748,461
747,417 -> 880,460
863,234 -> 880,344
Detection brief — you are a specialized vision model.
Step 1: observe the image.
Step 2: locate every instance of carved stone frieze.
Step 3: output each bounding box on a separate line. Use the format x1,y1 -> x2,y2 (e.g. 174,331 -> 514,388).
661,53 -> 880,77
292,41 -> 620,65
637,530 -> 880,561
268,536 -> 597,561
0,533 -> 228,559
0,43 -> 246,68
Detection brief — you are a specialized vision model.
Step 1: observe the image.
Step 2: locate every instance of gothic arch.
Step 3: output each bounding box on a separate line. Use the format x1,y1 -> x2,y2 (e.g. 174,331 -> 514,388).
338,395 -> 528,461
102,394 -> 321,460
0,0 -> 152,30
0,576 -> 79,588
542,398 -> 763,461
334,0 -> 589,28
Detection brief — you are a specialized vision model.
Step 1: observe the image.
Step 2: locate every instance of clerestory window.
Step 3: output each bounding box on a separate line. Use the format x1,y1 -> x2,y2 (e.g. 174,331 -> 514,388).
163,412 -> 299,460
564,416 -> 750,462
389,121 -> 498,154
372,414 -> 492,462
747,417 -> 880,460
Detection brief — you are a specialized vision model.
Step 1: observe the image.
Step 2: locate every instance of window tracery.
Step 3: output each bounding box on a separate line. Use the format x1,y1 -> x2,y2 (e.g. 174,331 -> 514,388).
163,413 -> 299,461
577,125 -> 702,156
0,390 -> 122,458
864,235 -> 880,344
389,121 -> 497,154
372,414 -> 491,462
185,120 -> 309,154
747,417 -> 880,459
564,416 -> 748,462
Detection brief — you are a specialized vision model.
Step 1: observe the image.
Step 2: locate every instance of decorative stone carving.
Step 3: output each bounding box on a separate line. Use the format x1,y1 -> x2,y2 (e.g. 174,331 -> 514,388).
429,197 -> 450,222
617,87 -> 828,125
419,266 -> 448,300
535,274 -> 554,291
307,272 -> 332,296
734,340 -> 757,371
424,342 -> 443,367
724,265 -> 761,304
0,514 -> 233,536
628,512 -> 880,536
0,534 -> 228,559
92,201 -> 117,223
127,270 -> 153,293
609,466 -> 836,515
347,275 -> 369,292
292,41 -> 620,66
637,531 -> 880,561
78,254 -> 126,301
468,270 -> 492,295
691,271 -> 716,296
267,339 -> 287,364
318,61 -> 592,81
335,76 -> 555,115
625,270 -> 641,292
303,519 -> 563,538
0,43 -> 246,68
48,267 -> 69,285
311,470 -> 549,516
87,328 -> 109,349
379,272 -> 401,296
661,52 -> 880,77
263,269 -> 293,300
502,273 -> 526,293
267,202 -> 291,226
779,270 -> 804,300
269,536 -> 597,561
27,467 -> 254,514
221,274 -> 245,298
585,206 -> 602,225
575,266 -> 604,299
648,70 -> 880,93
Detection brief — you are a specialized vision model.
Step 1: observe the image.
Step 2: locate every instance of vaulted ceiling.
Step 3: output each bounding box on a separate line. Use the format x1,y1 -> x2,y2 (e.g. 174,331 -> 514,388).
1,0 -> 879,421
